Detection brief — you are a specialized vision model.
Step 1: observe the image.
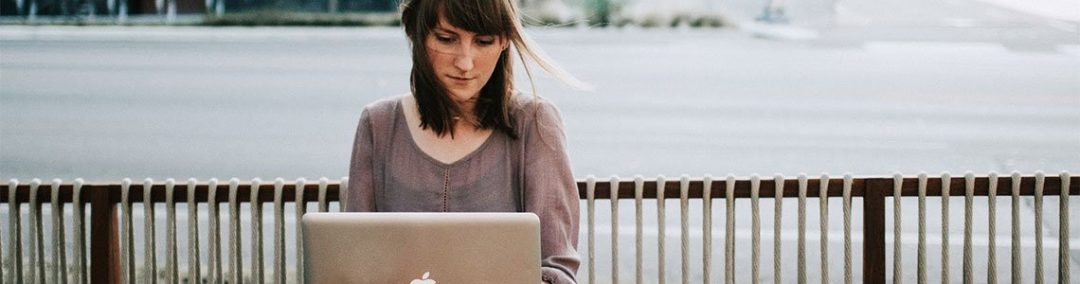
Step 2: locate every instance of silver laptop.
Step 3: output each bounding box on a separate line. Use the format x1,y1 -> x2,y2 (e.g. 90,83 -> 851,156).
302,212 -> 541,284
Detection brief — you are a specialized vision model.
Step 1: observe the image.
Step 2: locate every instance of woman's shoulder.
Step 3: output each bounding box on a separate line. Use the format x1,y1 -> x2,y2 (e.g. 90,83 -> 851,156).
359,94 -> 406,122
509,91 -> 567,146
509,91 -> 561,119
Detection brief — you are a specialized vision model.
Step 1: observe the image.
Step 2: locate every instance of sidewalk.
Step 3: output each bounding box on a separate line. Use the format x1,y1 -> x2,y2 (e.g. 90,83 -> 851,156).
974,0 -> 1080,22
726,0 -> 1077,45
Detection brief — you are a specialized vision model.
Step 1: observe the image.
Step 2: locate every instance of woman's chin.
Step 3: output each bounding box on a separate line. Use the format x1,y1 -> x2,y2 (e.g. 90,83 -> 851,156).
447,90 -> 480,103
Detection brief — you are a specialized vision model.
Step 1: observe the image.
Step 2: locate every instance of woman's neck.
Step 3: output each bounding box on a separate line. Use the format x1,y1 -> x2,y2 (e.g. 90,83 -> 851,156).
453,97 -> 480,129
404,95 -> 482,134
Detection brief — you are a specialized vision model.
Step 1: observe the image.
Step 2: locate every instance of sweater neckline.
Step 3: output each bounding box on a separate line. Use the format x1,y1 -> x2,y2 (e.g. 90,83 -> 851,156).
396,98 -> 497,168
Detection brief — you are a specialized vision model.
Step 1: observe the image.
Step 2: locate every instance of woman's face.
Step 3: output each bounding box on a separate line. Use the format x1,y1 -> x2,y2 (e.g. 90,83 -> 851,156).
426,16 -> 508,105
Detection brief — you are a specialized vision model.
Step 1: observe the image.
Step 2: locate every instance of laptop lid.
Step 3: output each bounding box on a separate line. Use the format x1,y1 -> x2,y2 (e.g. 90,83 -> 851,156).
302,212 -> 541,284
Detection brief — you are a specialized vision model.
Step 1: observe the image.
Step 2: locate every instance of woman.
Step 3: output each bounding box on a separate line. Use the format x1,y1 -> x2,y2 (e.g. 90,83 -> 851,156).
344,0 -> 587,283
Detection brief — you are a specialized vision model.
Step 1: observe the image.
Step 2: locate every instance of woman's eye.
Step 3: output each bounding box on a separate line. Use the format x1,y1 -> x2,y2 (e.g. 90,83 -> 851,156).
475,37 -> 496,46
436,36 -> 454,43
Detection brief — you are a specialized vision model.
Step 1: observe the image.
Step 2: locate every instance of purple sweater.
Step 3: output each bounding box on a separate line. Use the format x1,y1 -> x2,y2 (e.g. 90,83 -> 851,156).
345,94 -> 581,284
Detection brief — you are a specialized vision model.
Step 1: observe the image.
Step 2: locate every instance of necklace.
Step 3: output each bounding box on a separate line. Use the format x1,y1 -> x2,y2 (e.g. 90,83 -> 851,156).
452,115 -> 483,128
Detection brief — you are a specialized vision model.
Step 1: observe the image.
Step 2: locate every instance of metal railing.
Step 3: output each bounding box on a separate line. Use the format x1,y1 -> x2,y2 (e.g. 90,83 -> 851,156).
0,172 -> 1076,283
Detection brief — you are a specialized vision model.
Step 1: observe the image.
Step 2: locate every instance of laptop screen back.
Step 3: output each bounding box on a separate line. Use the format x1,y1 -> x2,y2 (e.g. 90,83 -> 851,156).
302,212 -> 541,284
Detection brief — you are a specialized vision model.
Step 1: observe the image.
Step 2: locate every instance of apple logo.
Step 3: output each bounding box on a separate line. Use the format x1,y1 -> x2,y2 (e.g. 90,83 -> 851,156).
410,271 -> 436,284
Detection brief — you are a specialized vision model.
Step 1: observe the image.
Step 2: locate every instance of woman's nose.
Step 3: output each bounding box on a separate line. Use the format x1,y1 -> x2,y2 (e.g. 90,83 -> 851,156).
453,46 -> 474,72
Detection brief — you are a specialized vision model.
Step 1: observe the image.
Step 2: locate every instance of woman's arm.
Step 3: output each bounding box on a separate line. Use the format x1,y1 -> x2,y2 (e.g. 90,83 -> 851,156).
523,99 -> 581,284
345,109 -> 377,212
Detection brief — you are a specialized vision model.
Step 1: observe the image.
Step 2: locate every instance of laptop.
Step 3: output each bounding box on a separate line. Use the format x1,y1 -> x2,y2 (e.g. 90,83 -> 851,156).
302,212 -> 542,284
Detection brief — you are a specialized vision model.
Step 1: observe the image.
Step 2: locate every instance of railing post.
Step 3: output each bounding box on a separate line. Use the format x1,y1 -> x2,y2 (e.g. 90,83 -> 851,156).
90,186 -> 121,284
863,179 -> 886,283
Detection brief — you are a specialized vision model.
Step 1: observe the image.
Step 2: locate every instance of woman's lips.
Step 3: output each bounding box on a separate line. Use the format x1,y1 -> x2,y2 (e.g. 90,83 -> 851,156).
447,75 -> 473,84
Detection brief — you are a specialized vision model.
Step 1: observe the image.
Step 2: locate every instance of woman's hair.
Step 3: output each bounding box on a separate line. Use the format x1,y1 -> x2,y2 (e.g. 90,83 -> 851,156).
400,0 -> 587,139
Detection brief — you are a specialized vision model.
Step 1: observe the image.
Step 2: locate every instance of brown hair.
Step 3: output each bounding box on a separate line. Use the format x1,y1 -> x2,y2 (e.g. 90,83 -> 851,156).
400,0 -> 588,139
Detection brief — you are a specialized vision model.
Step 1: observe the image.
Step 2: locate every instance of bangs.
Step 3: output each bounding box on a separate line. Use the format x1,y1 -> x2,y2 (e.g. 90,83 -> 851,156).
432,0 -> 514,36
400,0 -> 585,139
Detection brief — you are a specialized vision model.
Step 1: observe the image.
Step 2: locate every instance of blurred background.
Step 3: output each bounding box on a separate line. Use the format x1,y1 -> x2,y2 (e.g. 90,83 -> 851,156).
1,0 -> 1078,282
3,0 -> 1077,181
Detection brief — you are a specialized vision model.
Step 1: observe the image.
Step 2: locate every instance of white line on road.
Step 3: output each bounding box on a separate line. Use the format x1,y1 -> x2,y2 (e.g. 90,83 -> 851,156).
1046,20 -> 1079,33
862,41 -> 1010,54
1058,44 -> 1080,56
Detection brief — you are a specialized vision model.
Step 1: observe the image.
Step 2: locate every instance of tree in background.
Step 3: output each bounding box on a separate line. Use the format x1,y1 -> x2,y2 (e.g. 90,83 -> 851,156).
589,0 -> 610,26
518,0 -> 613,26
